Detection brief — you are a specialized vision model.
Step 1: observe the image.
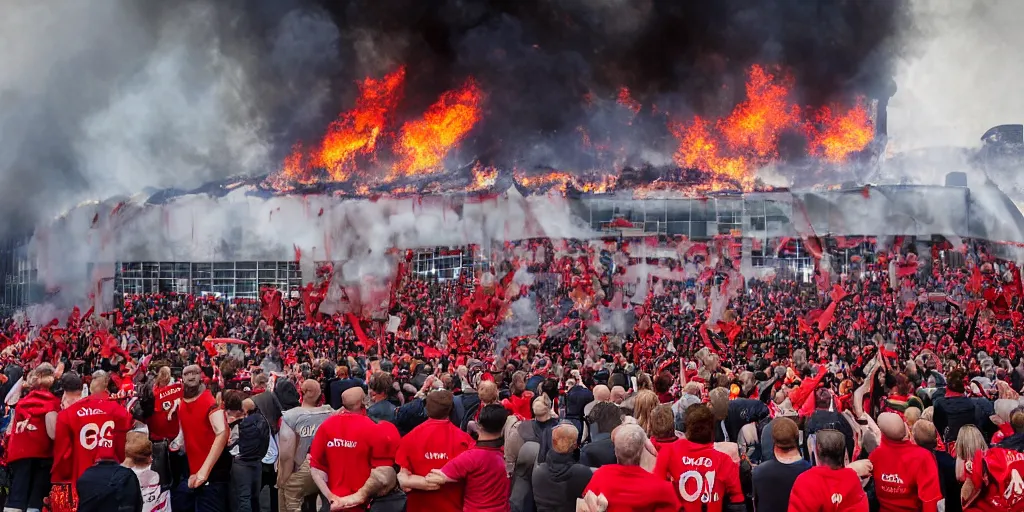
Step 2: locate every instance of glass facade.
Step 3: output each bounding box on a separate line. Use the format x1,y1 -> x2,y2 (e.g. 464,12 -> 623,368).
114,261 -> 301,298
0,236 -> 34,314
411,247 -> 476,281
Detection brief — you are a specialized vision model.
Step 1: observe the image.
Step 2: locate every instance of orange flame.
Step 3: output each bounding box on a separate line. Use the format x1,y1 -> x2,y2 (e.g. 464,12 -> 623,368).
670,65 -> 874,189
807,101 -> 874,162
390,79 -> 484,179
470,164 -> 498,191
719,66 -> 801,159
281,67 -> 406,183
617,87 -> 642,119
669,117 -> 750,186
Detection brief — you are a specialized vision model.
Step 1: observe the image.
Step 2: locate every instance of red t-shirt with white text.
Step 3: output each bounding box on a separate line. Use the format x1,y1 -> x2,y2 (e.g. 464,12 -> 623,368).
147,383 -> 182,441
396,418 -> 474,512
309,412 -> 392,511
652,438 -> 744,512
51,395 -> 133,482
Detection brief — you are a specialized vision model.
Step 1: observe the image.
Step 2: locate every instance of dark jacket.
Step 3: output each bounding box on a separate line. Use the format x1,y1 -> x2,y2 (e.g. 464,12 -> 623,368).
933,393 -> 977,442
564,386 -> 594,421
532,450 -> 593,512
329,378 -> 367,410
235,407 -> 271,465
998,432 -> 1024,451
76,460 -> 143,512
451,391 -> 481,431
716,399 -> 770,443
933,449 -> 961,512
368,399 -> 397,424
394,397 -> 427,436
580,432 -> 616,468
805,409 -> 856,459
251,390 -> 283,434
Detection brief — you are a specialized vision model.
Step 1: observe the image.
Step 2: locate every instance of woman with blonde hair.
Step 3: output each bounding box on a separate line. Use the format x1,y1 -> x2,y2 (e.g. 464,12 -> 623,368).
631,390 -> 660,435
123,431 -> 170,512
6,363 -> 61,512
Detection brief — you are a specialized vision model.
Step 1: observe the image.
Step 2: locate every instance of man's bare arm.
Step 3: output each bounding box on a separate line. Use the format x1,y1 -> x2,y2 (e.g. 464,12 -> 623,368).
310,466 -> 335,500
336,467 -> 398,507
277,422 -> 297,485
199,409 -> 229,480
398,467 -> 439,491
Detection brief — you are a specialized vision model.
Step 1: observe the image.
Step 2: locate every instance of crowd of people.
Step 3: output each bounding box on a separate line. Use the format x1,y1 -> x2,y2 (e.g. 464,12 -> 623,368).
0,235 -> 1023,512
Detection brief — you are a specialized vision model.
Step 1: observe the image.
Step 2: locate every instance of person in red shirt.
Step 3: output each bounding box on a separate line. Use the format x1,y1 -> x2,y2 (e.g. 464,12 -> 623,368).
583,423 -> 681,512
961,445 -> 1024,512
396,390 -> 474,512
146,366 -> 181,442
788,429 -> 869,512
51,370 -> 134,511
178,364 -> 231,512
869,412 -> 942,512
653,403 -> 743,512
309,387 -> 397,511
145,365 -> 182,490
426,404 -> 511,512
7,363 -> 61,512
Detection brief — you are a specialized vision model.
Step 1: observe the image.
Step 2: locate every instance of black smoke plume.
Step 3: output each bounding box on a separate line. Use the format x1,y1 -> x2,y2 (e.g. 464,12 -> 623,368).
0,0 -> 912,237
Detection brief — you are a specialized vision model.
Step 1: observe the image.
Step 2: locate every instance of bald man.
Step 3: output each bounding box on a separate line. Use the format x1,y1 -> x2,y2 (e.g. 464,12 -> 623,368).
178,365 -> 232,512
583,385 -> 611,441
532,424 -> 593,512
278,380 -> 335,512
869,412 -> 942,512
309,384 -> 401,510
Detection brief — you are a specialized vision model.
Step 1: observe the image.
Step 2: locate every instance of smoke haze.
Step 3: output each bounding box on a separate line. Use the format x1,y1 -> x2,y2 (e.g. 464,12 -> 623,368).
889,0 -> 1024,152
1,0 -> 916,238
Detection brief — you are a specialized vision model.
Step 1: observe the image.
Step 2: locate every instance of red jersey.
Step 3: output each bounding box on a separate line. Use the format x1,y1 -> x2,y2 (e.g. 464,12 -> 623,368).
7,389 -> 60,462
439,445 -> 509,512
178,390 -> 226,477
652,438 -> 743,512
963,448 -> 1024,512
309,412 -> 391,510
146,383 -> 182,441
396,418 -> 474,512
51,395 -> 133,483
584,463 -> 681,512
788,466 -> 868,512
868,437 -> 942,512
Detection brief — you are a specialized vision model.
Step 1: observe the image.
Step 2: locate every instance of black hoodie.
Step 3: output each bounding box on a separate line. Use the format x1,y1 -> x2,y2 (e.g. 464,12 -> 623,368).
531,450 -> 593,512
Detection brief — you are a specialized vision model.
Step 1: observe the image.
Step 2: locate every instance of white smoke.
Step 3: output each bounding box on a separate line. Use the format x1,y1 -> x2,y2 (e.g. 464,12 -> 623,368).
889,0 -> 1024,152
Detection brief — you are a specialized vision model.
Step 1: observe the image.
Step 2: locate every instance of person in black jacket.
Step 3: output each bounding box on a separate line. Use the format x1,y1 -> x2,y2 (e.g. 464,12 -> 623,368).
563,374 -> 593,444
225,392 -> 271,512
933,368 -> 979,444
532,423 -> 593,512
914,420 -> 960,512
76,458 -> 143,512
804,388 -> 856,460
580,402 -> 624,468
708,387 -> 770,444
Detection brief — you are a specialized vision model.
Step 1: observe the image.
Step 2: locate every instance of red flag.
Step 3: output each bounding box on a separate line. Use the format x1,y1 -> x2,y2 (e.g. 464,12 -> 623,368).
967,265 -> 983,294
816,285 -> 848,331
716,321 -> 741,344
260,287 -> 282,323
346,313 -> 372,348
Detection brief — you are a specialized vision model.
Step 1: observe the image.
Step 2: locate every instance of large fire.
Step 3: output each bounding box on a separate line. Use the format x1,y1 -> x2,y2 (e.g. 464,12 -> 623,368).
670,65 -> 874,189
390,78 -> 483,180
270,63 -> 874,195
282,67 -> 407,184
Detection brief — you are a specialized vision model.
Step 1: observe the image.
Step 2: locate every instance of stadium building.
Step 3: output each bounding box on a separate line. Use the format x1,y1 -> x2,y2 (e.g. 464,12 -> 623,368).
3,165 -> 1023,314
